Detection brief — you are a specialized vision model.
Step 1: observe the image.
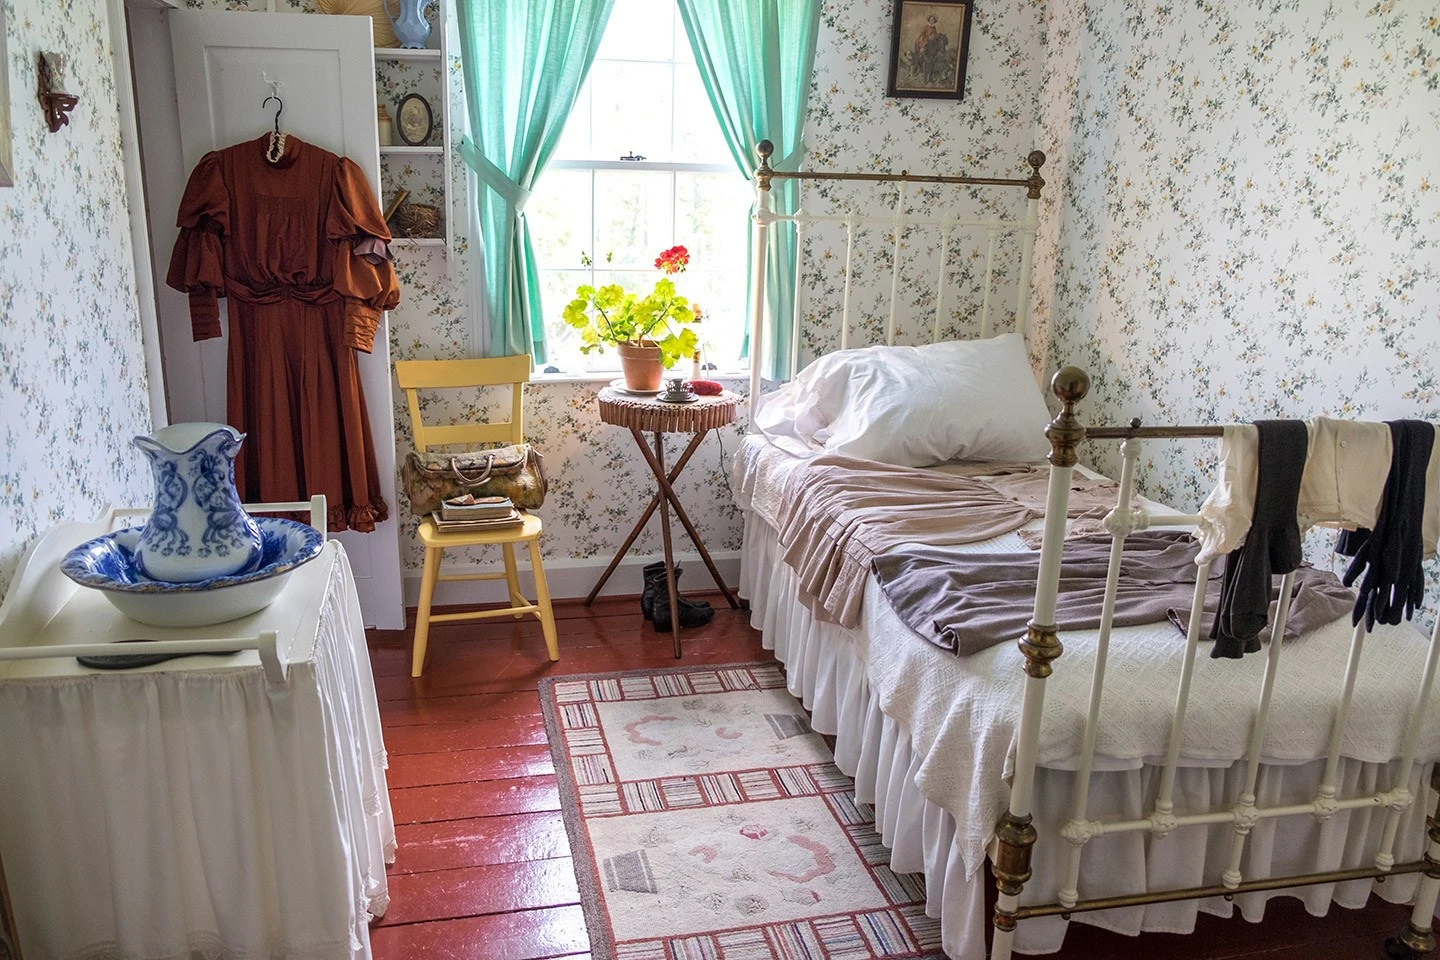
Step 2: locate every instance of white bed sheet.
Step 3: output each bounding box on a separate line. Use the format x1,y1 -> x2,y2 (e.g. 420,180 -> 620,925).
735,434 -> 1437,958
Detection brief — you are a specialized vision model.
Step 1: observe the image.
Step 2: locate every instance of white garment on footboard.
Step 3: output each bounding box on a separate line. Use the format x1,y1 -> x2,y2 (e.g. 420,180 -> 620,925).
740,507 -> 1436,959
0,542 -> 394,960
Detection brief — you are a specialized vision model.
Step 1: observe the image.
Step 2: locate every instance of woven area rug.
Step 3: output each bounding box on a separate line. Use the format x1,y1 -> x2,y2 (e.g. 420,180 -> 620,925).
539,662 -> 944,960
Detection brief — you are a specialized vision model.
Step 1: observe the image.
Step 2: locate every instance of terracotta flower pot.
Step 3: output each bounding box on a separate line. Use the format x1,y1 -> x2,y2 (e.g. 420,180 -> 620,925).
617,340 -> 664,392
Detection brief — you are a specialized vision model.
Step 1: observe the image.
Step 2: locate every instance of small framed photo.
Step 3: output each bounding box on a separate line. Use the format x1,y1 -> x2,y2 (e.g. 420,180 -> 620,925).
395,93 -> 434,147
886,0 -> 974,100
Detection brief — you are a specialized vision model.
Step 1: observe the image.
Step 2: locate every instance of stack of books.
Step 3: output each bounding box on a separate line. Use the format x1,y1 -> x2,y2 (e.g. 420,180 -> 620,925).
433,495 -> 524,532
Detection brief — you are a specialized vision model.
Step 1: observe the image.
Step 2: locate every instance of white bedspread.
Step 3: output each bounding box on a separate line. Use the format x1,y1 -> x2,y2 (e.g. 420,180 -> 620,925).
735,434 -> 1440,880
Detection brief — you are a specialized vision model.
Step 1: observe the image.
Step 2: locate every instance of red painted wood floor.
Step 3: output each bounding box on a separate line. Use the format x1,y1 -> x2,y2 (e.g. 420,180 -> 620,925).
366,595 -> 1408,959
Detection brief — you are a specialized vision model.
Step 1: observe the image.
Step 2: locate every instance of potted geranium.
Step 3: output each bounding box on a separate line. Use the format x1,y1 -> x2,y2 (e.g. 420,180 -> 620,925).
563,245 -> 702,391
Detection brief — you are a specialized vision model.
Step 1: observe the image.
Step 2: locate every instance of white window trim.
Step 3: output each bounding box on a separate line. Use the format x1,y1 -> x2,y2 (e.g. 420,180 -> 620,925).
548,159 -> 734,174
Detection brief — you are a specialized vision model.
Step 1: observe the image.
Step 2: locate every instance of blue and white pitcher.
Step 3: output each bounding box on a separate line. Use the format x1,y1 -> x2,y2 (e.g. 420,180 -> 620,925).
132,423 -> 263,583
385,0 -> 435,49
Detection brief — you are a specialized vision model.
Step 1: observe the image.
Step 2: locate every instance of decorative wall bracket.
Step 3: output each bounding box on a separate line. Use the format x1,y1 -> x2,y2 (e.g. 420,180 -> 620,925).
37,53 -> 79,134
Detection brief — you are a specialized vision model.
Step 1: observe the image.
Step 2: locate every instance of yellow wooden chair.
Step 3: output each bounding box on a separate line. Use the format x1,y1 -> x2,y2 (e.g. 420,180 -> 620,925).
395,356 -> 559,677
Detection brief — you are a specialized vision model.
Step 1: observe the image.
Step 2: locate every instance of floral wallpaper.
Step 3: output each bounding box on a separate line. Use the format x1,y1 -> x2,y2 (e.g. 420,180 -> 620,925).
0,0 -> 153,601
1031,0 -> 1440,618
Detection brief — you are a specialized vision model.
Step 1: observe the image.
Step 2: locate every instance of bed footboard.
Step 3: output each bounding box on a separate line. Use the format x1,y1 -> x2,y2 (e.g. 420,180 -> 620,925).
991,367 -> 1440,959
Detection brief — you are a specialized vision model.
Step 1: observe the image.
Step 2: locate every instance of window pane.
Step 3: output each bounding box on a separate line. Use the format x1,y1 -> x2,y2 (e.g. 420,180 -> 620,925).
683,270 -> 747,369
556,81 -> 592,160
538,270 -> 589,367
598,0 -> 674,62
674,12 -> 694,63
672,71 -> 731,164
590,61 -> 673,161
675,172 -> 751,267
594,171 -> 673,269
528,170 -> 593,269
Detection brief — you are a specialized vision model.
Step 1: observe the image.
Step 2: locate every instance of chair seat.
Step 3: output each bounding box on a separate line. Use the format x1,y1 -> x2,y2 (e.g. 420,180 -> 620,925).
418,511 -> 543,547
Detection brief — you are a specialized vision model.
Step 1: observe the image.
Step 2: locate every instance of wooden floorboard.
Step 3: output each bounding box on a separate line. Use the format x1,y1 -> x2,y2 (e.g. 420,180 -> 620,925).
368,598 -> 1412,959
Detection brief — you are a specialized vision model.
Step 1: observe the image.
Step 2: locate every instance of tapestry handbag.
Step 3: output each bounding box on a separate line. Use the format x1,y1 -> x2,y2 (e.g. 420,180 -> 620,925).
402,443 -> 548,514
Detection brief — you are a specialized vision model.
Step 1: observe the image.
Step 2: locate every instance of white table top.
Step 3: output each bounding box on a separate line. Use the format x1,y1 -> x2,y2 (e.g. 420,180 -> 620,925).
0,513 -> 334,681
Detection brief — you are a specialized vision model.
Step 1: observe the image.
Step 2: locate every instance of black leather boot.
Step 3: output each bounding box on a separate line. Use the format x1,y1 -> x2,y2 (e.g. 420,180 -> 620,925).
640,561 -> 670,621
648,564 -> 715,631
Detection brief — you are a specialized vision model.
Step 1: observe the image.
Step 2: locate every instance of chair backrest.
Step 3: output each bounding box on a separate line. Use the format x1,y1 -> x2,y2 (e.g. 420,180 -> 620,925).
394,356 -> 531,451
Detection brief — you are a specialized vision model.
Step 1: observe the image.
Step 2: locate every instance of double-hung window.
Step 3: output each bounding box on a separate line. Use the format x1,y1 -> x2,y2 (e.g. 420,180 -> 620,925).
526,0 -> 752,375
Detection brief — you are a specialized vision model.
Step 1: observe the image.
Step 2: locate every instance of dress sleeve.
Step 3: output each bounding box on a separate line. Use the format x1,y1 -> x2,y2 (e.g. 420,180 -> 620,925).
165,152 -> 229,342
328,158 -> 400,353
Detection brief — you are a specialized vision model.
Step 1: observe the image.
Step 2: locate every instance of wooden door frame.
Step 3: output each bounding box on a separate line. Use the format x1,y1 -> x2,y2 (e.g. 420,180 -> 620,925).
109,0 -> 179,430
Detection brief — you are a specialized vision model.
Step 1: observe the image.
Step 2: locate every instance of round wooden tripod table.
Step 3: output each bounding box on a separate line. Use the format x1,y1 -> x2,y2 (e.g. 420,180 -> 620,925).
587,387 -> 742,657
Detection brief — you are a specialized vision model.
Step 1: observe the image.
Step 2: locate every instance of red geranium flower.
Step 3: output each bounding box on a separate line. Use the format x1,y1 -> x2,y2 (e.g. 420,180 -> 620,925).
655,245 -> 690,275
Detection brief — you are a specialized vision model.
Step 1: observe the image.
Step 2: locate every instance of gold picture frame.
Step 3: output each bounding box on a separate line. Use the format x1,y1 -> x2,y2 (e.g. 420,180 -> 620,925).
885,0 -> 974,100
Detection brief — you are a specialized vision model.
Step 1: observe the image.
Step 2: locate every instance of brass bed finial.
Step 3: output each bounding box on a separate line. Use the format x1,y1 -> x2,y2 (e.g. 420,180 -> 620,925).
1045,366 -> 1089,467
754,140 -> 774,191
1026,150 -> 1047,200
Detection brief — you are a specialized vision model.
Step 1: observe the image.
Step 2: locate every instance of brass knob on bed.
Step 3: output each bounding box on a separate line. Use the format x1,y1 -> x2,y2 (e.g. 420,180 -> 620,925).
1026,150 -> 1047,199
1051,366 -> 1089,403
755,140 -> 774,189
1045,367 -> 1089,467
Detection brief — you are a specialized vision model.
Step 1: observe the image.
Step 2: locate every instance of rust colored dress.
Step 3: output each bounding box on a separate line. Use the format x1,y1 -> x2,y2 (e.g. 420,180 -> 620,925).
167,134 -> 400,532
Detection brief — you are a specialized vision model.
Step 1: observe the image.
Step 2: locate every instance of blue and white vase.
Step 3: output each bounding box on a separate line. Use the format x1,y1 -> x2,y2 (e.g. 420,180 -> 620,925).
132,423 -> 263,583
385,0 -> 434,49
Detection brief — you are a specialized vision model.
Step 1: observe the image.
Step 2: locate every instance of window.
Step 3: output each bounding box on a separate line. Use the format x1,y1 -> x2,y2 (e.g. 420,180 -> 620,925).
526,0 -> 753,375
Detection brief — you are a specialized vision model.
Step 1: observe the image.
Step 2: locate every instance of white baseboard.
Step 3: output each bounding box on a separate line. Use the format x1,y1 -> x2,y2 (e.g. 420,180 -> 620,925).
402,549 -> 741,607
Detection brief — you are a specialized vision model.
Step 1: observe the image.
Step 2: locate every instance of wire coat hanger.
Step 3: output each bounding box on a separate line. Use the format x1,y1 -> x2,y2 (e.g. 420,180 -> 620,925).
262,72 -> 287,163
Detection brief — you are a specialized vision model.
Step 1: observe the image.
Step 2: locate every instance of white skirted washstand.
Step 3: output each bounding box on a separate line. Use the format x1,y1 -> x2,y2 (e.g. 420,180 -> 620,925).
0,504 -> 394,959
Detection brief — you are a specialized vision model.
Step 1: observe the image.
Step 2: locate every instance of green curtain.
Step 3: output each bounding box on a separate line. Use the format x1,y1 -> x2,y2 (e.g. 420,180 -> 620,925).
676,0 -> 821,380
456,0 -> 616,361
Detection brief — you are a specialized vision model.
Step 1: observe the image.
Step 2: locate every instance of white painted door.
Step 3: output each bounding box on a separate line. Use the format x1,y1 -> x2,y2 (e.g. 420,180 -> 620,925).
167,10 -> 404,629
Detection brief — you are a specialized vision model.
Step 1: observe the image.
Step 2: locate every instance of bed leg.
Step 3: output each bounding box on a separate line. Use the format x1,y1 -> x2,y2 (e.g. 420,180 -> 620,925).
1387,782 -> 1440,958
991,811 -> 1037,960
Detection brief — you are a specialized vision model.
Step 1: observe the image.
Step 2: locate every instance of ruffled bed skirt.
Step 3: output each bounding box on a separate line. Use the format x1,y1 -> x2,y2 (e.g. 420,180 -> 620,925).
739,510 -> 1431,959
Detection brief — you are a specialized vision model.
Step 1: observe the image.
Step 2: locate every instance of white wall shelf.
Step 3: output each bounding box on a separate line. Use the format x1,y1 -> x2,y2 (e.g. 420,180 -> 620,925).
373,19 -> 451,274
376,47 -> 442,62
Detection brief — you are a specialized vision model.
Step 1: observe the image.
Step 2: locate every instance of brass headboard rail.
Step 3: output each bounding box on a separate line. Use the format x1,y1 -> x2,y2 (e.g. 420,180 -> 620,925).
754,139 -> 1047,199
1084,423 -> 1226,440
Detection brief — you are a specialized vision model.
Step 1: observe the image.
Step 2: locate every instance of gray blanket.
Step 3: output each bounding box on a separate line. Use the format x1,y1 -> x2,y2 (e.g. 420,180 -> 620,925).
872,530 -> 1356,656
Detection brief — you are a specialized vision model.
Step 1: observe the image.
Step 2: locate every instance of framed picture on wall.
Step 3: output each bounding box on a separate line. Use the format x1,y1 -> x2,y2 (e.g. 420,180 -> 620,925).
885,0 -> 974,100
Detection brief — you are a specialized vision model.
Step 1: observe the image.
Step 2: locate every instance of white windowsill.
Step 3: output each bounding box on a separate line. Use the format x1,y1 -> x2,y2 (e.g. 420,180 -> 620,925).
529,370 -> 751,384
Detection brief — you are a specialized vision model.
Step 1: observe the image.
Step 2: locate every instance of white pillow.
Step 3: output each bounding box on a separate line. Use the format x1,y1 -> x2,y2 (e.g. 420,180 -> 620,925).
757,333 -> 1052,466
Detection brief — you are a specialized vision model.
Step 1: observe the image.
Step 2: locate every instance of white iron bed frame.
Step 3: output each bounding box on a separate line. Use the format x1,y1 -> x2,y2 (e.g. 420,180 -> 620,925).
745,138 -> 1046,415
996,378 -> 1440,960
742,141 -> 1440,958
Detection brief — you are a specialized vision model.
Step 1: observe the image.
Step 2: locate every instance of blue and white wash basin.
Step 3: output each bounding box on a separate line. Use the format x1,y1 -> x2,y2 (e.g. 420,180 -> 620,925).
60,518 -> 324,627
